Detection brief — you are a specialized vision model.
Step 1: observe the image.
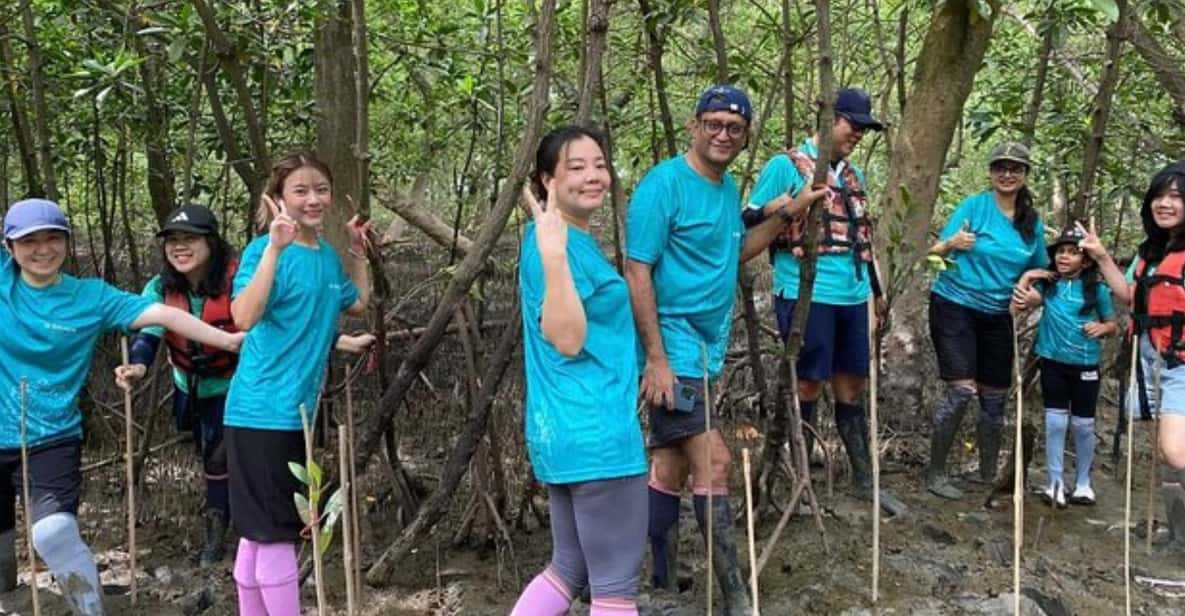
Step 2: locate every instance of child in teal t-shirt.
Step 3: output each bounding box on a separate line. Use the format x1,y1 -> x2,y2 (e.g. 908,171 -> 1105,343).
1015,225 -> 1117,507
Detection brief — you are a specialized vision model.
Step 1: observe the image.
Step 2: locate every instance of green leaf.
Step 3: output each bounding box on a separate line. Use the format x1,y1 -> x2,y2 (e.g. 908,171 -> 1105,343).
308,459 -> 323,488
926,254 -> 947,271
135,26 -> 169,35
974,0 -> 992,20
289,462 -> 310,485
1090,0 -> 1119,23
317,526 -> 335,556
294,493 -> 311,526
325,487 -> 344,517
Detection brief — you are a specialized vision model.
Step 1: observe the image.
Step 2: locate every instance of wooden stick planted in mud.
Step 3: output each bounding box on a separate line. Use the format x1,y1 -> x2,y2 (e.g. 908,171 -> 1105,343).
120,338 -> 137,605
338,425 -> 357,616
868,300 -> 880,603
1011,319 -> 1023,615
742,448 -> 759,616
20,379 -> 40,616
702,343 -> 713,615
1125,333 -> 1138,616
1147,353 -> 1162,555
346,373 -> 362,601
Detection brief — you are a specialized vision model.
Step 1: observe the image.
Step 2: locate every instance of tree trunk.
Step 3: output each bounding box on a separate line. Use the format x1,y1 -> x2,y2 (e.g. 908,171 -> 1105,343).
137,43 -> 177,224
355,0 -> 558,518
575,0 -> 610,124
1020,26 -> 1054,147
875,1 -> 997,411
638,0 -> 677,157
1127,10 -> 1185,127
708,0 -> 729,83
1073,0 -> 1127,223
21,5 -> 58,201
315,0 -> 367,260
0,24 -> 44,198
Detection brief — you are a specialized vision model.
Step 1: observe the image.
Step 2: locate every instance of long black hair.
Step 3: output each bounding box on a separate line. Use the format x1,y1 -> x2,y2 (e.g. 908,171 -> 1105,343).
1044,235 -> 1101,317
530,125 -> 609,202
1137,162 -> 1185,263
1012,185 -> 1039,243
159,232 -> 236,298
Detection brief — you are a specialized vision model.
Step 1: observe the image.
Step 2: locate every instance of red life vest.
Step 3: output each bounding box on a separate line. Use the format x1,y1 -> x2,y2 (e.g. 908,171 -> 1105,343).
163,259 -> 240,378
1133,250 -> 1185,366
774,148 -> 874,275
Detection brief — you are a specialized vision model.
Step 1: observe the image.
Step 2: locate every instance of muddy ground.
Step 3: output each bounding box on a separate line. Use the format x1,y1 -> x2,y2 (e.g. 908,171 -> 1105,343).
3,392 -> 1185,615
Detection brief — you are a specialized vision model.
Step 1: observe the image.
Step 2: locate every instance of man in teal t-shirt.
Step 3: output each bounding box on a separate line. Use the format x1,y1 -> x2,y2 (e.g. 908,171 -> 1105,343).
743,86 -> 903,515
625,85 -> 797,611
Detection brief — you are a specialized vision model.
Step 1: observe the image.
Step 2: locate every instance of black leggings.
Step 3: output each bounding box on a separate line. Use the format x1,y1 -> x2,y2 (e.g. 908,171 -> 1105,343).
1040,358 -> 1100,418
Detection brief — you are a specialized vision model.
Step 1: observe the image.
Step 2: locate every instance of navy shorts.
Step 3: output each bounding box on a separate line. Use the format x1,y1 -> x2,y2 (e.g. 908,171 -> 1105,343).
0,438 -> 83,532
928,292 -> 1014,388
648,377 -> 721,448
173,389 -> 227,478
774,295 -> 870,381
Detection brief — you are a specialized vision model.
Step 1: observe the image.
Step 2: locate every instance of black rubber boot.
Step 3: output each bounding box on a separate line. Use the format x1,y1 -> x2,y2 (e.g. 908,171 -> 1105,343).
974,420 -> 1003,485
1163,466 -> 1185,560
693,496 -> 751,616
926,405 -> 967,500
800,399 -> 818,467
836,404 -> 908,516
197,509 -> 227,568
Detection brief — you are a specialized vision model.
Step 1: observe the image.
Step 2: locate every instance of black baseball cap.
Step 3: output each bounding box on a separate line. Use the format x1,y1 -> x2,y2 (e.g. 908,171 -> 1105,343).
835,87 -> 884,131
156,204 -> 219,237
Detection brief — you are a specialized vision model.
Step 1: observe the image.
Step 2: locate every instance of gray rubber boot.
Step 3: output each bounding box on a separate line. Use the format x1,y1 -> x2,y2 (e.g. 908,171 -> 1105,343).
836,406 -> 908,516
693,496 -> 751,616
0,528 -> 15,592
974,420 -> 1003,485
926,406 -> 967,500
197,509 -> 227,568
1162,466 -> 1185,559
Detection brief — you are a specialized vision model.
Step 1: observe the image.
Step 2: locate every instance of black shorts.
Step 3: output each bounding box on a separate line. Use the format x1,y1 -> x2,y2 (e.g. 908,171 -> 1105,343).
929,292 -> 1014,388
0,438 -> 82,532
648,377 -> 721,448
226,426 -> 305,543
1040,358 -> 1101,418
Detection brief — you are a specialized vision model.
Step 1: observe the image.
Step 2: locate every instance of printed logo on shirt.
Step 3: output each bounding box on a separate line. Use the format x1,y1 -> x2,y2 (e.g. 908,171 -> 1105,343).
43,321 -> 78,333
1081,370 -> 1099,382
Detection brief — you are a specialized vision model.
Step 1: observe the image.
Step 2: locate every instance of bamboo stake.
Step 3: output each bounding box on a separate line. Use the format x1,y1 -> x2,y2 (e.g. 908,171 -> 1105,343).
338,425 -> 357,616
299,404 -> 327,616
1125,333 -> 1138,616
120,338 -> 137,605
742,448 -> 759,616
868,300 -> 880,603
1147,351 -> 1162,555
1011,319 -> 1023,615
20,378 -> 40,616
702,343 -> 713,615
346,375 -> 362,602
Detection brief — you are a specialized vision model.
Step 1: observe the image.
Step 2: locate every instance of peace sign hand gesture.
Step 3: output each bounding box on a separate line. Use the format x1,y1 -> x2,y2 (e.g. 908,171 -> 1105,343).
1075,220 -> 1108,262
264,194 -> 297,251
523,181 -> 567,262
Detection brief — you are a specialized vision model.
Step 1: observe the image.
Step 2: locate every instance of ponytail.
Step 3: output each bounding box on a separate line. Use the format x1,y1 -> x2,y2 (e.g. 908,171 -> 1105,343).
1013,185 -> 1038,243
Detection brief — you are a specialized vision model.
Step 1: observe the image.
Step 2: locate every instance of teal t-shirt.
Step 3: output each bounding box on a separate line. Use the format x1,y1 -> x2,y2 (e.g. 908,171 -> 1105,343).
225,236 -> 359,430
519,223 -> 647,484
626,156 -> 744,379
1034,278 -> 1115,366
0,253 -> 152,449
746,143 -> 871,305
140,275 -> 231,399
931,191 -> 1049,314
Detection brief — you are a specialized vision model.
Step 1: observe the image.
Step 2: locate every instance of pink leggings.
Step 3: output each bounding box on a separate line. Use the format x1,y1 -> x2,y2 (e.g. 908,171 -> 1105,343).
234,538 -> 300,616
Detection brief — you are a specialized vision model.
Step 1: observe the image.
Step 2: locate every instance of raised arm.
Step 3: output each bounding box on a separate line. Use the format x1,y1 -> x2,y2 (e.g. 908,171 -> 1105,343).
232,195 -> 295,329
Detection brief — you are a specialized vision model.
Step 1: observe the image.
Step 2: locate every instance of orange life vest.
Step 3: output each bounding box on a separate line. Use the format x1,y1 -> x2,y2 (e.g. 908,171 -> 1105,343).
775,148 -> 874,277
163,259 -> 240,378
1133,250 -> 1185,366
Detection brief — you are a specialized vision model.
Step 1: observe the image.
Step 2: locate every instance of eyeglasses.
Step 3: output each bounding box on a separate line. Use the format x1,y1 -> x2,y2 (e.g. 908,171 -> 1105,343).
700,119 -> 747,139
991,164 -> 1027,177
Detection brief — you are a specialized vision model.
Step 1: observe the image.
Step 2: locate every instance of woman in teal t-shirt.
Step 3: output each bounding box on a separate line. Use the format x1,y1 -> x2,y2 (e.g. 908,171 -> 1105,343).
510,126 -> 647,616
1014,225 -> 1116,507
924,142 -> 1048,500
225,151 -> 372,616
0,198 -> 243,615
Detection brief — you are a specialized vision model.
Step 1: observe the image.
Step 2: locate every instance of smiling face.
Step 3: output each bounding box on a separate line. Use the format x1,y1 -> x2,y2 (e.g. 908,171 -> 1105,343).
691,111 -> 748,170
279,165 -> 333,229
163,232 -> 212,279
1150,180 -> 1185,232
1053,243 -> 1087,277
830,115 -> 866,160
540,136 -> 611,222
9,230 -> 67,286
990,161 -> 1029,196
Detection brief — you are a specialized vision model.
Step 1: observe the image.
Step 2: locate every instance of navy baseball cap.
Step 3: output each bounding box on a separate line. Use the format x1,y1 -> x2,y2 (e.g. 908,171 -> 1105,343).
835,87 -> 883,131
695,85 -> 753,124
157,204 -> 219,237
4,198 -> 71,240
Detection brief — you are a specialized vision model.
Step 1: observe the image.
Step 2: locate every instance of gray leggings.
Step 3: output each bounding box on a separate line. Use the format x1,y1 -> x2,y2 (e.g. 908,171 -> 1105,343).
547,473 -> 647,600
